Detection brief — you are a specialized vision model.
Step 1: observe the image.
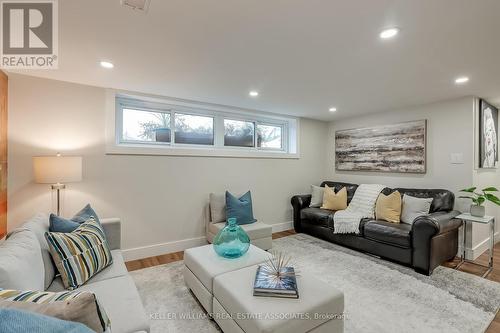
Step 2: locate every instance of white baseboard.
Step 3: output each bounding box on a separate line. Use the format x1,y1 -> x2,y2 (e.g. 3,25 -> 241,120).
122,221 -> 295,261
271,221 -> 294,233
122,236 -> 208,261
470,231 -> 500,260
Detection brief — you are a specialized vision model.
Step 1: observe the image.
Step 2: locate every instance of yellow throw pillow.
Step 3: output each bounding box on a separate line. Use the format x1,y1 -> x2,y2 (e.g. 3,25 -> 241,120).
376,191 -> 402,223
321,185 -> 348,211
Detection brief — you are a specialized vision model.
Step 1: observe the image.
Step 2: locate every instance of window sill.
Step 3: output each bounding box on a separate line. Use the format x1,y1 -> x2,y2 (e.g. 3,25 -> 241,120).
106,144 -> 300,159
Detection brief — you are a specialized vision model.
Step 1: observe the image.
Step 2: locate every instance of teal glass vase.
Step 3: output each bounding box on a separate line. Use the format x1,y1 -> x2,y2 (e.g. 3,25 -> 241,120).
213,218 -> 250,259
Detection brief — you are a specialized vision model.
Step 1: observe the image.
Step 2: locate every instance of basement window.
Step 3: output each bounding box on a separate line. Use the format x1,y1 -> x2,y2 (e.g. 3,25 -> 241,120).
109,94 -> 299,158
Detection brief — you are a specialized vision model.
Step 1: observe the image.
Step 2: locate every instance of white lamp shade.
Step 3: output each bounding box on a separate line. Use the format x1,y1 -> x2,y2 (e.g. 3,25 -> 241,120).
33,156 -> 82,184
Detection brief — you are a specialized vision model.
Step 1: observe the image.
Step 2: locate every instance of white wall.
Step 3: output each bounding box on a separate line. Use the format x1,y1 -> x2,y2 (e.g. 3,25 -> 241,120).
7,74 -> 329,260
325,97 -> 500,258
326,97 -> 475,197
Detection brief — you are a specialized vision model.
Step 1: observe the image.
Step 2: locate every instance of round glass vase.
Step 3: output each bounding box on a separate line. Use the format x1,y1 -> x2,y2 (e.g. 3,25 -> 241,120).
213,218 -> 250,259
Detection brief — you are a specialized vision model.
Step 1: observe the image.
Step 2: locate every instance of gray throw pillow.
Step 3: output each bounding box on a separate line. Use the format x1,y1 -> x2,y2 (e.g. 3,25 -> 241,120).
209,193 -> 226,223
309,185 -> 324,208
0,229 -> 45,291
401,194 -> 433,224
23,213 -> 55,290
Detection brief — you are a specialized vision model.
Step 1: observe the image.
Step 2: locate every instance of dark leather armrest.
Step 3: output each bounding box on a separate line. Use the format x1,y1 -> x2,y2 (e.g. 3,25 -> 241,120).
412,210 -> 462,237
412,210 -> 462,274
291,194 -> 312,232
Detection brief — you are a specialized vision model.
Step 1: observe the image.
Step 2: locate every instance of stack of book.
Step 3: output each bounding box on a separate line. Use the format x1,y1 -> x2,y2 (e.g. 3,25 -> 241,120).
253,265 -> 299,299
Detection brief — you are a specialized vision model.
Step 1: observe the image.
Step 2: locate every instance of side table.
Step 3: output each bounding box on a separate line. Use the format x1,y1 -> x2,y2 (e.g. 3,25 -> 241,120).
455,213 -> 495,277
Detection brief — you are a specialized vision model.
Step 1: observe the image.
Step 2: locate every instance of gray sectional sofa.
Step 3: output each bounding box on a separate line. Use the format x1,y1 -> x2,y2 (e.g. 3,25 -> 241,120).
0,213 -> 150,333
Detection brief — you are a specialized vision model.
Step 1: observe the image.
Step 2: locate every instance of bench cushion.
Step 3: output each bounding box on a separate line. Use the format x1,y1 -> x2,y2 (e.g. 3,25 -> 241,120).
184,244 -> 268,293
213,265 -> 344,333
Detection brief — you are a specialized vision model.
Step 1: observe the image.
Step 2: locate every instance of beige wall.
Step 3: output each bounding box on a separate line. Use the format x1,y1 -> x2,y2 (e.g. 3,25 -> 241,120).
325,97 -> 500,258
7,74 -> 328,259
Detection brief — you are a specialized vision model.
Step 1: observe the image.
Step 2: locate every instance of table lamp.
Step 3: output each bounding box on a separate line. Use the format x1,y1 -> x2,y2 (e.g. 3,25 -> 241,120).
33,154 -> 82,216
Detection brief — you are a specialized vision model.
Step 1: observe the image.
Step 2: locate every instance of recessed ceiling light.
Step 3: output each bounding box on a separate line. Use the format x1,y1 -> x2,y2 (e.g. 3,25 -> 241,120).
329,107 -> 337,112
455,76 -> 469,84
249,91 -> 259,97
380,28 -> 399,39
100,61 -> 114,69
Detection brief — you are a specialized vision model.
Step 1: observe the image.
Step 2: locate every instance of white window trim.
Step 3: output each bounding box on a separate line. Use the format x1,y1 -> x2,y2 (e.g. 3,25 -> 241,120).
105,90 -> 300,159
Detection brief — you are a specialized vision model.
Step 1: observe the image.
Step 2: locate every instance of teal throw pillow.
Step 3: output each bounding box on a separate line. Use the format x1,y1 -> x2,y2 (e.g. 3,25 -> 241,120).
225,191 -> 257,225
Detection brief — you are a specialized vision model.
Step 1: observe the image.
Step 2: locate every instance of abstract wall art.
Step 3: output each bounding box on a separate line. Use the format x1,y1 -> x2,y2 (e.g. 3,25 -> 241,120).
335,120 -> 426,173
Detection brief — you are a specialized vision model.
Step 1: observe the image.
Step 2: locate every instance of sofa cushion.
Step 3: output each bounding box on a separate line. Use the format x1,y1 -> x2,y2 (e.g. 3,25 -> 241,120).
0,289 -> 110,333
22,213 -> 55,290
47,250 -> 127,292
364,220 -> 412,248
45,218 -> 113,290
300,208 -> 333,228
0,229 -> 45,291
77,276 -> 149,333
208,221 -> 271,240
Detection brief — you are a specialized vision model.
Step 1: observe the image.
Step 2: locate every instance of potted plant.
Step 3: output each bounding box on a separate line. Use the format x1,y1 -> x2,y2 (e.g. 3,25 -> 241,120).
459,187 -> 500,217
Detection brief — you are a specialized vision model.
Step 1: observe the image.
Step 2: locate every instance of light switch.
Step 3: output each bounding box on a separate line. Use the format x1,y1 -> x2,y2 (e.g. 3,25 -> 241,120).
450,153 -> 464,164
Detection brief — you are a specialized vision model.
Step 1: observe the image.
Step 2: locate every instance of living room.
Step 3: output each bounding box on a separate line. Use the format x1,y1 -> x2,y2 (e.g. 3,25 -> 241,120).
1,1 -> 500,332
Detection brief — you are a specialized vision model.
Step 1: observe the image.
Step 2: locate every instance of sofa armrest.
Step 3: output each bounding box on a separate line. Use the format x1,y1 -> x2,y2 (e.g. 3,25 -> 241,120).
291,195 -> 312,232
101,218 -> 121,250
412,210 -> 462,274
412,210 -> 462,237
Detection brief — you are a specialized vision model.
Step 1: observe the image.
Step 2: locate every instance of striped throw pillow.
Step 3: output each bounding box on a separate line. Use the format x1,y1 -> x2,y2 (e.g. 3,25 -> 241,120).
45,217 -> 113,290
0,289 -> 111,332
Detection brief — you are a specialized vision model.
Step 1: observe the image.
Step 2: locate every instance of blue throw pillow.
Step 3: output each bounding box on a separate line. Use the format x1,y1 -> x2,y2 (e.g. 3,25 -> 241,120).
49,204 -> 100,233
225,191 -> 257,225
0,309 -> 94,333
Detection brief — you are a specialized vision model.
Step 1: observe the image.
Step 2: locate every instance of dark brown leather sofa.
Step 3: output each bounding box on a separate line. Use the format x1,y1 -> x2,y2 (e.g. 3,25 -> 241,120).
291,181 -> 462,275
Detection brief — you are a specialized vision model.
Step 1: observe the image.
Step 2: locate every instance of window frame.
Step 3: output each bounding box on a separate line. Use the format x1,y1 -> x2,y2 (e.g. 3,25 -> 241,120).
108,92 -> 299,159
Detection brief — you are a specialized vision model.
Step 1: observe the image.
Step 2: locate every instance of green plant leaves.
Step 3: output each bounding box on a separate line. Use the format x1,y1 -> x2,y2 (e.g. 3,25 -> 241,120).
482,187 -> 499,192
460,187 -> 477,193
484,193 -> 500,206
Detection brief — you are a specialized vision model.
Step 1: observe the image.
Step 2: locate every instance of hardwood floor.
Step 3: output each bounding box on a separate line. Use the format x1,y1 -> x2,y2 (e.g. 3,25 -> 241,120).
126,230 -> 500,332
124,229 -> 296,272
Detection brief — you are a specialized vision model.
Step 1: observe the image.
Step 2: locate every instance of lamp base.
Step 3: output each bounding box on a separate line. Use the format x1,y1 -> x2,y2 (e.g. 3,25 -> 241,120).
51,183 -> 66,216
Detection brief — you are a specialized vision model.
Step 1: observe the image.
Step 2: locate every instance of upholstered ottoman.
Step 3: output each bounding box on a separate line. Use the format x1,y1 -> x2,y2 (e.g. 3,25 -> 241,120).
212,265 -> 344,333
183,244 -> 269,313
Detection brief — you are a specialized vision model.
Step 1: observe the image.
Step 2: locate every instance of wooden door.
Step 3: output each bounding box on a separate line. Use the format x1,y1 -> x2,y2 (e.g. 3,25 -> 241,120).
0,71 -> 7,239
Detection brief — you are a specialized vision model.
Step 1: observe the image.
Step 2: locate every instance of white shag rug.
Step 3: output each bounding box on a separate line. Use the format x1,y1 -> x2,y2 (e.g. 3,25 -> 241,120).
130,234 -> 500,333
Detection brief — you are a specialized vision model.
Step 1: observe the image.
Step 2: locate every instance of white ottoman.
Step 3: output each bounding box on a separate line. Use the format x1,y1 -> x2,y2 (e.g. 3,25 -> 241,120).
184,244 -> 269,313
212,265 -> 344,333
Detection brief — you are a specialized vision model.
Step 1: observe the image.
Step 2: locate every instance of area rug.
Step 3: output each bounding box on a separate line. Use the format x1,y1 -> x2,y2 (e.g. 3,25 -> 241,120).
130,234 -> 500,333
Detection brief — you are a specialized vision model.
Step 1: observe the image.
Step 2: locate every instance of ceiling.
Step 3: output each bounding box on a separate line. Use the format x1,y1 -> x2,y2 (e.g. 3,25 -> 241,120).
11,0 -> 500,121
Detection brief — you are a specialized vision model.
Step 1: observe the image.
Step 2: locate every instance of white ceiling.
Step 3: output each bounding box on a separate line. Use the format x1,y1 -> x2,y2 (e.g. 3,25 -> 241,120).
11,0 -> 500,121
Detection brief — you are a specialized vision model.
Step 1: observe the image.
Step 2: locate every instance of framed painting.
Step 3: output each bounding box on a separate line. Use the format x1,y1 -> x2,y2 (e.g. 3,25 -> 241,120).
335,120 -> 426,173
479,99 -> 498,168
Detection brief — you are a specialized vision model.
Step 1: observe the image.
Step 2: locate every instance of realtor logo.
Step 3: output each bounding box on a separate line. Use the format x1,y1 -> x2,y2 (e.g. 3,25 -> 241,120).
0,0 -> 58,69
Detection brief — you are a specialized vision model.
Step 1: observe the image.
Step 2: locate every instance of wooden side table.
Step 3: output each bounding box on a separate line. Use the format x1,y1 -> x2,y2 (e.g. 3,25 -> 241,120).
455,213 -> 495,277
